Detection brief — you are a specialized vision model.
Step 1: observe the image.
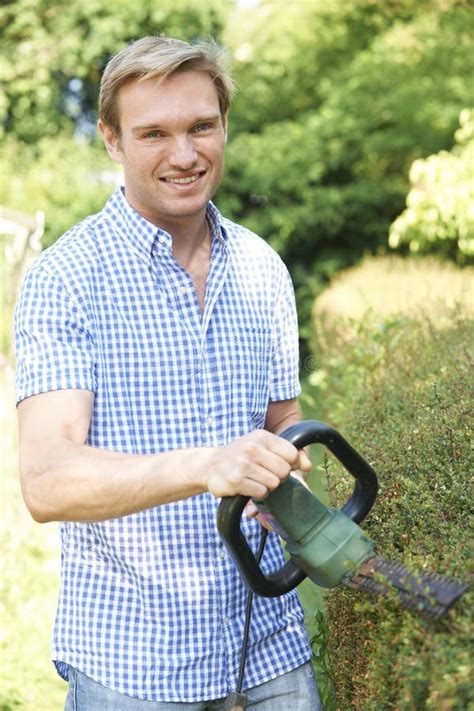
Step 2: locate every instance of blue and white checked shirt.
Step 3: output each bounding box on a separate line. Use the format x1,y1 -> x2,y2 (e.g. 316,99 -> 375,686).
14,188 -> 312,702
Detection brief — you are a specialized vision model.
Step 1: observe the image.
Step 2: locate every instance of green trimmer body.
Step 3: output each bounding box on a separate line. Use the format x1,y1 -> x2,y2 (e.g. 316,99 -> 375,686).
255,475 -> 374,589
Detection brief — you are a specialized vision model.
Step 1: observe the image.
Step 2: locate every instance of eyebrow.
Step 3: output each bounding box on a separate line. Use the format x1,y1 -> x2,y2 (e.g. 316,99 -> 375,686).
131,114 -> 222,135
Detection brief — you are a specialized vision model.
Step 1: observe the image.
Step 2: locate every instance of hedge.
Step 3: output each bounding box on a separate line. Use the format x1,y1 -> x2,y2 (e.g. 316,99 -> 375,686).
305,257 -> 473,709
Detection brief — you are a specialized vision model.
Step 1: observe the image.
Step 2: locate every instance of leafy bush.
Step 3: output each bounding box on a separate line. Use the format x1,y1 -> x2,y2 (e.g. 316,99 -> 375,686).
389,109 -> 474,260
306,258 -> 473,709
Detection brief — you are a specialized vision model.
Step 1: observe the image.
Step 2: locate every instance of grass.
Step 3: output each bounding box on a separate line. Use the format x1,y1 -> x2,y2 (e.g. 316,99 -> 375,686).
0,367 -> 66,711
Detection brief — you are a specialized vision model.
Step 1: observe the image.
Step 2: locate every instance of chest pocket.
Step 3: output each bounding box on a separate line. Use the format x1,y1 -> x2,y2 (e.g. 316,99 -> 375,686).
208,320 -> 272,424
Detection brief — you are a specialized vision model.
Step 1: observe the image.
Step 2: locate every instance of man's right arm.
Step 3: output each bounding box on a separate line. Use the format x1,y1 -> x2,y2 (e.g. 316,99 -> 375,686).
18,389 -> 307,523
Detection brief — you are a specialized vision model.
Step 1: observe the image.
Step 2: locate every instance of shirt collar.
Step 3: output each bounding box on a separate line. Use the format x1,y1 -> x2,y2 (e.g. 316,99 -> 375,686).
206,200 -> 229,247
103,188 -> 228,266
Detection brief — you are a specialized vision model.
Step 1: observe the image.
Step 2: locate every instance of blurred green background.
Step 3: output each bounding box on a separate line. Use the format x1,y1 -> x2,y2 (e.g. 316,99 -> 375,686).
1,1 -> 473,709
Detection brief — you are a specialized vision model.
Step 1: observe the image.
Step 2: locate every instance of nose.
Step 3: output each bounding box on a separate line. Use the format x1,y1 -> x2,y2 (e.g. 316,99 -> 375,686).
168,135 -> 198,170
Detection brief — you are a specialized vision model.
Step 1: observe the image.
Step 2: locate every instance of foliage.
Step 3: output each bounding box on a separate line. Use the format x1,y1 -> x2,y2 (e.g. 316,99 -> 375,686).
2,0 -> 473,362
309,609 -> 339,711
389,109 -> 474,260
0,0 -> 231,142
218,0 -> 474,308
305,257 -> 473,709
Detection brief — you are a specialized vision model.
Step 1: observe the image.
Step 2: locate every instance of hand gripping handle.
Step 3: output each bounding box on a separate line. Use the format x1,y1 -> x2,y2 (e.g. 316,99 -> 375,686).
216,420 -> 379,597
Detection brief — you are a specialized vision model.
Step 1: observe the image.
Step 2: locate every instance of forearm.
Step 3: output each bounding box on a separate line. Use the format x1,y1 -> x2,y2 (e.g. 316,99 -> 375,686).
18,390 -> 307,524
20,439 -> 212,523
264,398 -> 303,435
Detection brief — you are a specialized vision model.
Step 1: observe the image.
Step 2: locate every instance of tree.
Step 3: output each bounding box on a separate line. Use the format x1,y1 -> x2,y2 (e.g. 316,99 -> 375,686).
1,0 -> 231,142
217,0 -> 474,288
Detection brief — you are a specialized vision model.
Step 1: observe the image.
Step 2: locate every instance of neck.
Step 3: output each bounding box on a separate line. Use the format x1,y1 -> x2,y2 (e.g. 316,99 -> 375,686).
171,215 -> 211,267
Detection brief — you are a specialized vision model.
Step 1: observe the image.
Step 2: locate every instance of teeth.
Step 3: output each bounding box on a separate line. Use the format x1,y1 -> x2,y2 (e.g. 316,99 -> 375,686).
165,175 -> 200,184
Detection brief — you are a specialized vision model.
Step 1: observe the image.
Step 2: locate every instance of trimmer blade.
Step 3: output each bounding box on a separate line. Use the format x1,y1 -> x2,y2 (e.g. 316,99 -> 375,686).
344,555 -> 469,619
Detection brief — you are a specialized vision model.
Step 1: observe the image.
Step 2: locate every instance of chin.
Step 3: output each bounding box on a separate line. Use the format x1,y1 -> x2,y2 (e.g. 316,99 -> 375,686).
164,196 -> 210,218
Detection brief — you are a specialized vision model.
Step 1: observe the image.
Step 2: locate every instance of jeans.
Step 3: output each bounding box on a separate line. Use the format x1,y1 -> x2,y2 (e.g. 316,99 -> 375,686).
64,661 -> 322,710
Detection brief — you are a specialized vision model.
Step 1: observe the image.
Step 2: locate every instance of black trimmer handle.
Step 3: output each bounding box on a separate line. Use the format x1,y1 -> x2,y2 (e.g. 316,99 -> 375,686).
280,420 -> 378,523
216,420 -> 379,597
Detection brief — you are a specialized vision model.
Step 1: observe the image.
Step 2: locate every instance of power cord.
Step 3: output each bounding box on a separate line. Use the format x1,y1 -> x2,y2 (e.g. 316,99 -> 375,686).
223,527 -> 269,711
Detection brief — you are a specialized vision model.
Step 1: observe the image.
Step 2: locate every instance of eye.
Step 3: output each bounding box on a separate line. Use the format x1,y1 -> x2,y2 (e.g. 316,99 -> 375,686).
192,122 -> 214,133
143,130 -> 163,139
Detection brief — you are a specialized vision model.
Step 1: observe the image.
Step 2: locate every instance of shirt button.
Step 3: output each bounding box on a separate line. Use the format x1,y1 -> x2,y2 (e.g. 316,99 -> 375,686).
223,617 -> 230,626
218,550 -> 226,560
158,235 -> 166,244
179,285 -> 188,295
206,416 -> 214,426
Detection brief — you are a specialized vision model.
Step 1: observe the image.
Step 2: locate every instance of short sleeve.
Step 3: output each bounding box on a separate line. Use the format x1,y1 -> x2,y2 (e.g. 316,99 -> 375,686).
14,264 -> 97,405
269,266 -> 301,402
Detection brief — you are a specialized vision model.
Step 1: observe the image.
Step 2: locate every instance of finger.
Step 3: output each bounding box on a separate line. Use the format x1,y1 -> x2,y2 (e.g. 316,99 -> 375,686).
247,465 -> 286,492
245,508 -> 275,532
251,447 -> 293,482
239,478 -> 270,501
293,450 -> 312,473
239,463 -> 290,498
255,513 -> 275,531
260,431 -> 300,465
245,500 -> 259,517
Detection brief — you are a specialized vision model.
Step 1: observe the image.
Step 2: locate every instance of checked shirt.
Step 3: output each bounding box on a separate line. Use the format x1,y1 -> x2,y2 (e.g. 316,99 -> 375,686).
14,188 -> 312,702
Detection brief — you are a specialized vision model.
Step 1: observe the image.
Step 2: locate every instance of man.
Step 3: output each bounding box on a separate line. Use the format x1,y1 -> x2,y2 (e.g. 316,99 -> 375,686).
15,36 -> 321,709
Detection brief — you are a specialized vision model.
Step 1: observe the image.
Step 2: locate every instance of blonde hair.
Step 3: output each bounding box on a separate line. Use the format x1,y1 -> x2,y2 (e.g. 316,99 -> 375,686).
99,36 -> 235,135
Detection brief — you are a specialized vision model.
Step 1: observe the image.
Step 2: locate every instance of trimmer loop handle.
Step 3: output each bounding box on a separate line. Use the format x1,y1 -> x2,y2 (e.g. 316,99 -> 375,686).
216,420 -> 378,597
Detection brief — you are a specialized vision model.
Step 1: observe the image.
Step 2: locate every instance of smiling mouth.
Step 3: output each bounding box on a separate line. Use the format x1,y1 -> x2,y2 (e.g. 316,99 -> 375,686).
161,172 -> 204,185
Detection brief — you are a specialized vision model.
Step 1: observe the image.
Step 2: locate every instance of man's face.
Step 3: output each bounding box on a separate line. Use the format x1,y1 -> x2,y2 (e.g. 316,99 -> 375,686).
99,70 -> 227,230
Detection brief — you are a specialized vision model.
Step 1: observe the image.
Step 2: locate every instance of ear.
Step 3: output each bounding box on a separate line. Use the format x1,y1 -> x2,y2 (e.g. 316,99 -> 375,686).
98,120 -> 124,165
